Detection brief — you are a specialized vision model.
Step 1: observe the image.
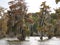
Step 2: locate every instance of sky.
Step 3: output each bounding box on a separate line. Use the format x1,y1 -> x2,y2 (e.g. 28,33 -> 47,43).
0,0 -> 60,13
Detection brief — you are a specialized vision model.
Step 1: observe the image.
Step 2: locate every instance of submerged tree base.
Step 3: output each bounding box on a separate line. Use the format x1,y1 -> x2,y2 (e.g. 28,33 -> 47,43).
48,35 -> 52,39
40,36 -> 43,40
17,35 -> 25,41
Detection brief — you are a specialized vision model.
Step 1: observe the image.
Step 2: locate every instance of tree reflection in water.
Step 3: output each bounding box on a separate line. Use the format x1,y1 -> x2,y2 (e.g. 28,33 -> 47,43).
0,37 -> 60,45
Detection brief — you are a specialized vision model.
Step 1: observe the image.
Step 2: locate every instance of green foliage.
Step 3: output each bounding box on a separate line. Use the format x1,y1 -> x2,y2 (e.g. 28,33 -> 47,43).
51,13 -> 57,19
1,0 -> 60,38
25,29 -> 30,36
50,13 -> 57,25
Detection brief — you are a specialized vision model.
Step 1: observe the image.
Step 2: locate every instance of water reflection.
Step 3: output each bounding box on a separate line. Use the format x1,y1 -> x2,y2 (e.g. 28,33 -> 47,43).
39,37 -> 60,45
0,40 -> 8,45
0,37 -> 60,45
29,37 -> 39,45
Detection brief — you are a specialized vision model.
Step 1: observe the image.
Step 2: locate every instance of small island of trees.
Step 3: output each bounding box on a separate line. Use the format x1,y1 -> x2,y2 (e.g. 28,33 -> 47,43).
0,0 -> 60,41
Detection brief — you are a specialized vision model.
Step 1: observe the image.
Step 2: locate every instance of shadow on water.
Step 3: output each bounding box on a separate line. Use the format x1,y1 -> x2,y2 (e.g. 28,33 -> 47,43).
7,37 -> 60,45
7,37 -> 58,45
0,37 -> 60,45
39,37 -> 60,45
8,39 -> 30,45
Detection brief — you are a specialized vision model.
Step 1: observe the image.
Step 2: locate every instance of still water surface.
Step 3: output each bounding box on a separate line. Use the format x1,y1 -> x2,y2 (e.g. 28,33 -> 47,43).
0,37 -> 60,45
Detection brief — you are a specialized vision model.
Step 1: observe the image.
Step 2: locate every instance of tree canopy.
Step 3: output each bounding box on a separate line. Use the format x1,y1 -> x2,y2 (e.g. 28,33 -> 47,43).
55,0 -> 60,4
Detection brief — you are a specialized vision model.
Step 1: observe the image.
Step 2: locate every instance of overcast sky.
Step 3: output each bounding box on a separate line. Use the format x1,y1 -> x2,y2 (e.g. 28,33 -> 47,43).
0,0 -> 60,13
